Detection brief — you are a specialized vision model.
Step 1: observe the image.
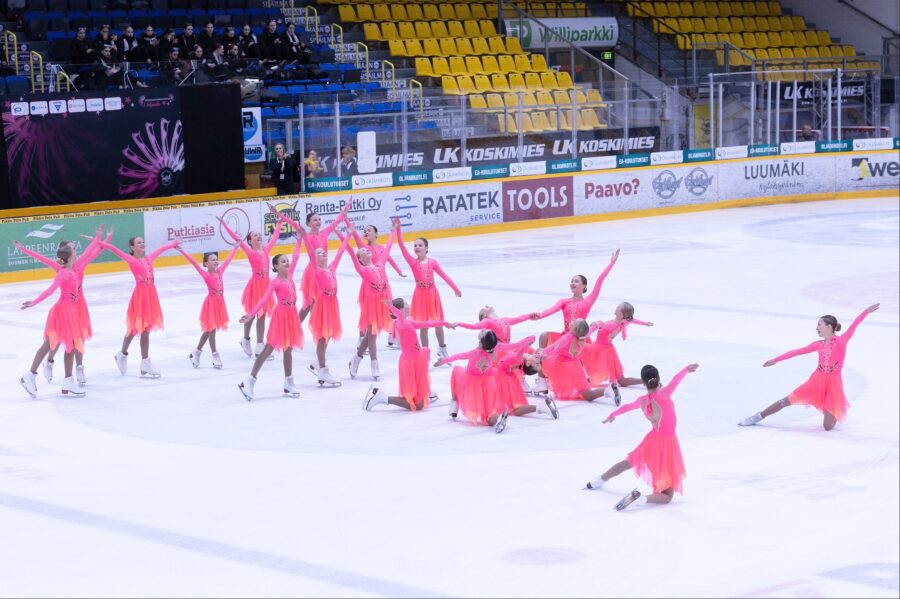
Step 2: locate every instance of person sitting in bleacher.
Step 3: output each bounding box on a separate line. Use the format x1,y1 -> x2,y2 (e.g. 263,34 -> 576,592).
70,27 -> 96,66
259,19 -> 284,67
158,29 -> 177,59
238,24 -> 261,61
116,26 -> 141,63
220,26 -> 239,50
198,22 -> 218,58
281,22 -> 310,67
159,46 -> 185,86
202,42 -> 231,81
92,44 -> 125,89
178,24 -> 197,55
94,24 -> 116,56
138,24 -> 162,63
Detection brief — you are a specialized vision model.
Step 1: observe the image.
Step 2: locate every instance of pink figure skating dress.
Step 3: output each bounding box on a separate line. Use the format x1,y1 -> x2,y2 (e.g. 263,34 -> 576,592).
396,228 -> 460,321
347,229 -> 396,334
444,347 -> 502,425
538,255 -> 617,344
539,324 -> 599,400
221,219 -> 284,318
305,233 -> 351,342
181,246 -> 239,332
245,243 -> 304,350
583,318 -> 650,385
387,303 -> 450,410
28,268 -> 85,354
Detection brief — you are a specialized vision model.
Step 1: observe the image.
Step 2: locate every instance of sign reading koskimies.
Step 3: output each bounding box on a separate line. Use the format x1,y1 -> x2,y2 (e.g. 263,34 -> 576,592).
502,177 -> 574,222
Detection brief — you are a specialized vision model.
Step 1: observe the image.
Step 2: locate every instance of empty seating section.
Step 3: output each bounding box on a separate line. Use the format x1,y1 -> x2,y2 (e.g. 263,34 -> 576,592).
625,1 -> 879,78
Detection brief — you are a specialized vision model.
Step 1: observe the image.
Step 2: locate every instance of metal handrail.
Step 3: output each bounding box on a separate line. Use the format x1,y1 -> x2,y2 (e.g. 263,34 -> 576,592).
306,5 -> 319,44
331,23 -> 343,62
355,41 -> 369,81
29,51 -> 44,93
409,79 -> 423,118
382,59 -> 395,89
56,69 -> 74,92
4,30 -> 18,75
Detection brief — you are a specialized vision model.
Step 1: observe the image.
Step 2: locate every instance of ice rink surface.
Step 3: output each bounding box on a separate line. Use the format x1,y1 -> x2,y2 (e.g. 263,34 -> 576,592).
0,197 -> 897,598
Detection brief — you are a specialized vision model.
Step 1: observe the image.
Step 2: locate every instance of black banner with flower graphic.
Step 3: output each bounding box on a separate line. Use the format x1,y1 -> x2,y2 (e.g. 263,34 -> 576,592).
1,89 -> 185,207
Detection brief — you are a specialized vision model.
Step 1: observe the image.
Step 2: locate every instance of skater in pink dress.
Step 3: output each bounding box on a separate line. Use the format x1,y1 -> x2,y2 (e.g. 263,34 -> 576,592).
395,227 -> 461,361
532,318 -> 611,402
237,241 -> 305,401
363,298 -> 452,412
292,220 -> 351,387
218,215 -> 284,361
435,330 -> 525,433
586,363 -> 699,511
14,226 -> 109,386
346,219 -> 406,349
177,244 -> 240,370
272,202 -> 351,325
493,335 -> 560,420
18,245 -> 88,398
582,301 -> 654,406
738,304 -> 879,430
99,235 -> 180,378
345,217 -> 399,381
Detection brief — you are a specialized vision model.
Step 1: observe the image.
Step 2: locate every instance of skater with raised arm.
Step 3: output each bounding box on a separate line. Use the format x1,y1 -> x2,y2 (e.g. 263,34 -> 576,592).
177,244 -> 240,369
738,304 -> 880,431
99,235 -> 180,378
534,318 -> 610,402
586,363 -> 699,511
237,241 -> 305,401
218,215 -> 284,361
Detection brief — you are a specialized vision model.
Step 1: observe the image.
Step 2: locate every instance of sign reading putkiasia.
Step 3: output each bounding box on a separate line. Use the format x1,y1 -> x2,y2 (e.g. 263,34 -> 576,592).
505,17 -> 619,49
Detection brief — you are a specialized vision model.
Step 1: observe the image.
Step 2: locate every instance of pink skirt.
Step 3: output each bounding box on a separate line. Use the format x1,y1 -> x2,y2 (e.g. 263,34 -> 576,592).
451,366 -> 500,425
242,275 -> 273,318
788,371 -> 849,422
541,355 -> 590,400
199,295 -> 229,332
411,285 -> 444,321
299,263 -> 319,309
583,342 -> 623,386
125,284 -> 164,335
627,431 -> 685,495
358,285 -> 392,334
309,293 -> 341,342
266,304 -> 304,350
495,368 -> 529,412
44,300 -> 86,354
398,348 -> 431,410
76,294 -> 92,340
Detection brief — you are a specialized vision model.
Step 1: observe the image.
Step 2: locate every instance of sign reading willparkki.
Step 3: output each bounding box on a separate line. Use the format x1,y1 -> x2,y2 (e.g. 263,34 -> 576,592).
505,17 -> 619,48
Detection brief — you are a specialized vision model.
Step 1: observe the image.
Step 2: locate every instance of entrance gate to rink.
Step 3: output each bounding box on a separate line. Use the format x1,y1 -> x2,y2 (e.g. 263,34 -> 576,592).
703,68 -> 896,148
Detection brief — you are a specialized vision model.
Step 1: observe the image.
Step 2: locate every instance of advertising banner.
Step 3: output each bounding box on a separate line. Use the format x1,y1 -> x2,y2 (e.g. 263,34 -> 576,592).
839,154 -> 900,191
3,89 -> 185,206
504,17 -> 619,49
502,176 -> 574,222
1,211 -> 144,273
242,106 -> 265,163
719,155 -> 834,199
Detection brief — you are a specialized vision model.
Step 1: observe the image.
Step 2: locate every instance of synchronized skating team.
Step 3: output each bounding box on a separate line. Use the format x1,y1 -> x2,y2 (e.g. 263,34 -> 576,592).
14,202 -> 880,511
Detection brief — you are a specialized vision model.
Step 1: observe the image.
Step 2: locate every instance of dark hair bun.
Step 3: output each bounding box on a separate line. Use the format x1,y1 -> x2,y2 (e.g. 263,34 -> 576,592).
481,330 -> 498,352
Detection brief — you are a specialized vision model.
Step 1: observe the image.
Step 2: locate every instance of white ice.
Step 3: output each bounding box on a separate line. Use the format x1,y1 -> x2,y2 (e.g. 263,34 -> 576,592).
0,197 -> 897,598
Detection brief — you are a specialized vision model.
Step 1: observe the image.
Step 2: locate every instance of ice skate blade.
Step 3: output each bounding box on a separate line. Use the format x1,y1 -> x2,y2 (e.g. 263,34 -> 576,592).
238,383 -> 253,401
19,378 -> 36,399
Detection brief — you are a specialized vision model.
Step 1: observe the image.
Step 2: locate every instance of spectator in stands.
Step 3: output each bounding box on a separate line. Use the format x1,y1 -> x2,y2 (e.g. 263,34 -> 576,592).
202,42 -> 230,81
226,43 -> 249,76
116,26 -> 141,62
95,25 -> 115,54
198,22 -> 218,57
260,19 -> 283,66
267,143 -> 295,195
220,26 -> 238,48
93,44 -> 125,88
159,46 -> 184,85
281,22 -> 310,66
238,23 -> 260,60
799,123 -> 819,142
70,27 -> 96,65
138,24 -> 161,62
158,28 -> 176,58
304,150 -> 325,179
340,146 -> 358,176
184,44 -> 211,83
178,24 -> 196,54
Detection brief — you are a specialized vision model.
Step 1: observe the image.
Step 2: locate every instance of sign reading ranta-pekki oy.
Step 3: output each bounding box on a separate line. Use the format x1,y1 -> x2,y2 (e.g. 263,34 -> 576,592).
504,18 -> 619,49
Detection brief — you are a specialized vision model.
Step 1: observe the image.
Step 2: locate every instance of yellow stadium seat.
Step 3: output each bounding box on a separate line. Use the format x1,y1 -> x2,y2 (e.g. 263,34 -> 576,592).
440,38 -> 459,56
471,4 -> 488,20
498,54 -> 519,74
682,3 -> 696,17
561,2 -> 579,17
423,4 -> 440,21
556,71 -> 574,89
816,30 -> 831,45
465,56 -> 484,74
530,111 -> 551,132
442,76 -> 461,95
469,94 -> 487,110
525,72 -> 544,90
806,47 -> 820,58
581,108 -> 605,129
407,5 -> 424,21
481,20 -> 498,37
457,38 -> 475,55
338,5 -> 357,22
536,90 -> 554,105
415,21 -> 432,39
448,21 -> 465,39
718,2 -> 732,16
804,31 -> 818,46
457,74 -> 476,94
398,22 -> 415,39
586,88 -> 607,107
509,72 -> 527,91
415,57 -> 433,77
439,5 -> 455,20
449,56 -> 467,75
456,4 -> 473,20
388,39 -> 407,56
404,39 -> 423,57
474,74 -> 493,93
514,54 -> 532,72
472,37 -> 490,54
506,36 -> 524,54
373,4 -> 390,22
431,56 -> 450,77
381,22 -> 400,41
791,15 -> 805,30
531,53 -> 548,71
546,109 -> 570,131
541,71 -> 562,90
391,4 -> 408,21
423,38 -> 443,56
356,4 -> 374,22
769,1 -> 781,15
486,93 -> 505,111
706,3 -> 720,17
431,21 -> 449,38
489,37 -> 507,54
462,20 -> 480,38
491,73 -> 512,92
486,4 -> 499,19
842,45 -> 856,57
363,23 -> 381,42
482,55 -> 502,74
